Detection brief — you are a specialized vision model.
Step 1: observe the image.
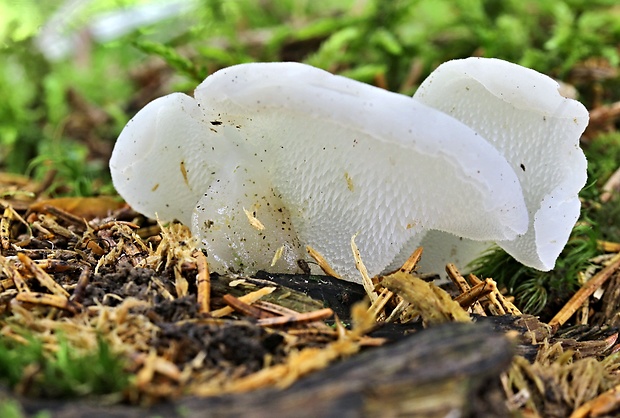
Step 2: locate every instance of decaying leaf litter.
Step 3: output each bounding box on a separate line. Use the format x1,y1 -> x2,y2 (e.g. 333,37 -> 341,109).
2,171 -> 620,417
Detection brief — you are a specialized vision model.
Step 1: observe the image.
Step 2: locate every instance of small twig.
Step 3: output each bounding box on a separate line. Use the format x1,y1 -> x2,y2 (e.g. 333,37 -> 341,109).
1,206 -> 12,251
173,264 -> 188,298
194,250 -> 211,313
446,263 -> 470,292
1,256 -> 28,293
243,207 -> 265,231
70,263 -> 91,304
38,214 -> 80,240
32,259 -> 74,272
366,247 -> 424,321
257,308 -> 333,327
598,240 -> 620,252
210,286 -> 276,318
18,253 -> 69,297
384,299 -> 409,323
549,252 -> 620,333
6,205 -> 32,240
399,246 -> 424,274
576,271 -> 589,325
15,292 -> 81,314
256,301 -> 335,331
40,204 -> 88,230
351,234 -> 377,303
253,300 -> 300,317
485,285 -> 507,315
454,278 -> 494,309
486,276 -> 521,316
306,245 -> 340,278
446,264 -> 486,315
368,287 -> 393,320
223,293 -> 334,326
223,294 -> 275,319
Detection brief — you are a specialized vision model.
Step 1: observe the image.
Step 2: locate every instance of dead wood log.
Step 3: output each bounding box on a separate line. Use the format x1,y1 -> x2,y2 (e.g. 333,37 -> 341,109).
15,322 -> 513,418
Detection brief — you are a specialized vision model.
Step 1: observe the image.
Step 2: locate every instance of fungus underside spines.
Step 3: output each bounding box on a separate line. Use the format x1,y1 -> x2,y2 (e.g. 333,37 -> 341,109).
110,59 -> 588,282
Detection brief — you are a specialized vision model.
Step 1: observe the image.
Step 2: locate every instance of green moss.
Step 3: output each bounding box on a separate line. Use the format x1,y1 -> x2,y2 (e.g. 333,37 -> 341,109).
470,220 -> 599,318
0,399 -> 51,418
0,332 -> 129,399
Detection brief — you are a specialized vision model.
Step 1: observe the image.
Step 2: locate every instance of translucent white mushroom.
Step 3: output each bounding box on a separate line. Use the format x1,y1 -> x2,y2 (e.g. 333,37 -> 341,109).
109,58 -> 588,283
413,58 -> 588,273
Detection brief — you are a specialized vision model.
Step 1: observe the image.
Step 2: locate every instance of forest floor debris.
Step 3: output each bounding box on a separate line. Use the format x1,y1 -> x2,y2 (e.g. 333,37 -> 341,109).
0,173 -> 620,417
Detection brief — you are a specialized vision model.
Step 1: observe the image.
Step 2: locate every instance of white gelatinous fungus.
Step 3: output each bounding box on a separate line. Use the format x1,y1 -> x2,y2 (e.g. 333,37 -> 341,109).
412,58 -> 588,274
109,58 -> 588,283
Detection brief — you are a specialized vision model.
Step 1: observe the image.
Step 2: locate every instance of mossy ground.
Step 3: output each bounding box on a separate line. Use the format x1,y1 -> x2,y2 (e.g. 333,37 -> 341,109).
2,0 -> 620,416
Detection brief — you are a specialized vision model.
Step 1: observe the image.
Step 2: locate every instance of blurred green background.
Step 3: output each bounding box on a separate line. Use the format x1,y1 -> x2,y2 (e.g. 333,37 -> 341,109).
2,0 -> 620,193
